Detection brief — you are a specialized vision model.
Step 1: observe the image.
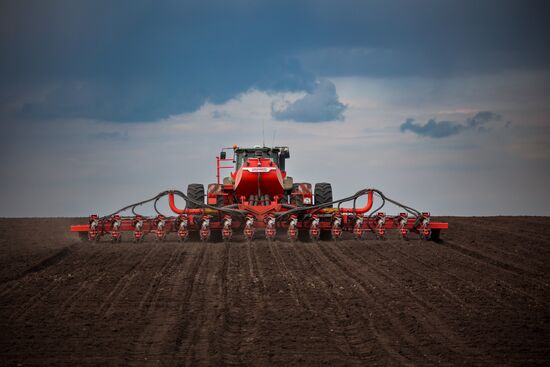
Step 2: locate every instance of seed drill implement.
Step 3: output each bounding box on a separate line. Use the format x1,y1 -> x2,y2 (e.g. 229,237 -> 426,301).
71,145 -> 448,242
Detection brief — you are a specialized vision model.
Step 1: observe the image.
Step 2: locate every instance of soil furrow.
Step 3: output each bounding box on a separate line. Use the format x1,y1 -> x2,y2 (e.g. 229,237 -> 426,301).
382,241 -> 524,309
131,243 -> 208,364
132,245 -> 183,316
291,243 -> 386,365
180,245 -> 215,366
127,243 -> 200,364
97,243 -> 161,317
316,242 -> 482,365
266,240 -> 306,308
302,243 -> 419,366
442,240 -> 544,279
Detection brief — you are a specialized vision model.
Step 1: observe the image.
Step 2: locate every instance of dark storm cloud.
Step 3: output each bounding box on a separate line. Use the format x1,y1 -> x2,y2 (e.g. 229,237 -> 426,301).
271,79 -> 346,122
466,111 -> 501,128
400,111 -> 502,138
0,0 -> 548,122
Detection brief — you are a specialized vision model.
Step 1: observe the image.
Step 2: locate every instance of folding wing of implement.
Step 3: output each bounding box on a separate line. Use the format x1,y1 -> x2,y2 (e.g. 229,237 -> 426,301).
70,145 -> 448,242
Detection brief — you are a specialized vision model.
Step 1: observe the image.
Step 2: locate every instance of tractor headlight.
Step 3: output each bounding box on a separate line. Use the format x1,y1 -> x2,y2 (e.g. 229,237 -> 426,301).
303,197 -> 311,204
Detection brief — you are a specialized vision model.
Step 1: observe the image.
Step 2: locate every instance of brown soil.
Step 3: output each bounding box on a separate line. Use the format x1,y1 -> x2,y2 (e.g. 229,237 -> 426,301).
1,217 -> 549,366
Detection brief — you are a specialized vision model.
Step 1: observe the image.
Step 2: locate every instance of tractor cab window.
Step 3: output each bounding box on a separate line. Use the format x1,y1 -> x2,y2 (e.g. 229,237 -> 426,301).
235,153 -> 247,170
267,153 -> 278,165
259,150 -> 279,165
235,149 -> 279,170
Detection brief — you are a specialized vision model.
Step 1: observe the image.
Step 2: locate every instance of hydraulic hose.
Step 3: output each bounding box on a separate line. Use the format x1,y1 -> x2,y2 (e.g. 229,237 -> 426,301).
169,190 -> 247,217
102,187 -> 422,225
275,188 -> 421,222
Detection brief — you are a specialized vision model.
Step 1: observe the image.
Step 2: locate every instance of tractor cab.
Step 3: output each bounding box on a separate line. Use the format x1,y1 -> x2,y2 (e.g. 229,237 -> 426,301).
233,146 -> 290,172
215,145 -> 292,201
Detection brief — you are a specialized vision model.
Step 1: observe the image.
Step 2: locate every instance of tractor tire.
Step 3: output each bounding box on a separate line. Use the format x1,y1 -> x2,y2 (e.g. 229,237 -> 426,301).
187,184 -> 205,209
187,184 -> 204,242
315,183 -> 333,240
314,183 -> 333,207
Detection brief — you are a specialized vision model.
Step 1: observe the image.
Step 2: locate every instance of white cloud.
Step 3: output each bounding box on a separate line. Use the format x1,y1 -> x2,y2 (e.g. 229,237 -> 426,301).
271,79 -> 347,122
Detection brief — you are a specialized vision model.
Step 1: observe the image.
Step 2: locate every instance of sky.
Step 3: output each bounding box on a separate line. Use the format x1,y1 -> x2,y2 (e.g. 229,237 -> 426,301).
0,0 -> 549,216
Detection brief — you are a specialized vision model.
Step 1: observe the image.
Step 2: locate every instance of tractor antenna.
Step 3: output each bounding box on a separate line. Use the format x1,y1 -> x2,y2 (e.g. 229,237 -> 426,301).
262,120 -> 265,147
272,128 -> 277,147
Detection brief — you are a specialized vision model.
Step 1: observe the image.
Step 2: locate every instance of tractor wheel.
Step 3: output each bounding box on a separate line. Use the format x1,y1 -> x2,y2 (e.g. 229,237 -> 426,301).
187,184 -> 204,242
314,183 -> 333,207
187,183 -> 205,209
315,183 -> 333,240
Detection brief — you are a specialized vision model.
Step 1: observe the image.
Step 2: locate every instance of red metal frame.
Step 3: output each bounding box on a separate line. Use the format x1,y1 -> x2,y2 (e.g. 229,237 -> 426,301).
216,147 -> 236,184
71,188 -> 448,242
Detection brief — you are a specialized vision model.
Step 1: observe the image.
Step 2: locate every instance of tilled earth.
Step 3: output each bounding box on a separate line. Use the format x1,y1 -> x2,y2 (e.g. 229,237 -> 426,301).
0,217 -> 549,366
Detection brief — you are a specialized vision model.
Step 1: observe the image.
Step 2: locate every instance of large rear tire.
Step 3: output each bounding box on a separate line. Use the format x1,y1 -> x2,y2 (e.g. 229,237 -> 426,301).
187,184 -> 204,242
187,184 -> 205,209
314,183 -> 333,240
314,183 -> 333,207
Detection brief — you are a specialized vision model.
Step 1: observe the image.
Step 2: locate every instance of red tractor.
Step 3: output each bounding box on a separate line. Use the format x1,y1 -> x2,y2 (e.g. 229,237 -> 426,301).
71,145 -> 447,242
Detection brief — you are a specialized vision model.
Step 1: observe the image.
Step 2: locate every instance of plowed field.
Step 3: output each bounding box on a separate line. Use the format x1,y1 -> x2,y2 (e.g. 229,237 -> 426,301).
1,217 -> 549,366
